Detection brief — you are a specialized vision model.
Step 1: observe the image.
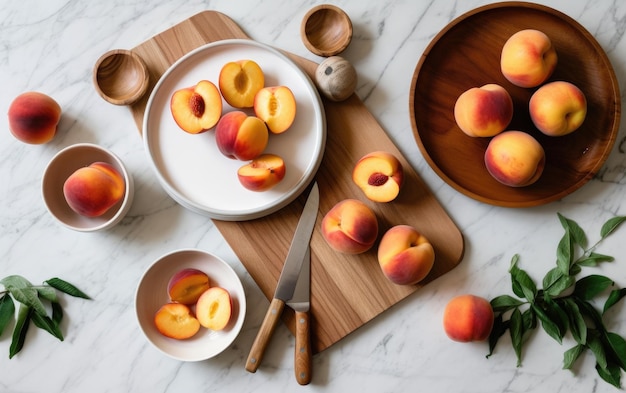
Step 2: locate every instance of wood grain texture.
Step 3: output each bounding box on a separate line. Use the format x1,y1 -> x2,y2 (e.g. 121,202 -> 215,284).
130,10 -> 464,353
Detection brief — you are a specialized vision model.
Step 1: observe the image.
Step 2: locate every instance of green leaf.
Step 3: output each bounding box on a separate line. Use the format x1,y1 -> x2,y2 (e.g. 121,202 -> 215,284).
0,275 -> 32,289
490,295 -> 524,312
600,216 -> 626,238
510,308 -> 524,367
487,313 -> 509,358
603,288 -> 626,315
577,252 -> 614,267
558,213 -> 588,248
596,362 -> 622,389
542,267 -> 575,297
562,298 -> 587,345
36,286 -> 58,303
573,275 -> 614,301
8,287 -> 47,316
588,332 -> 608,369
532,303 -> 563,344
0,294 -> 15,336
606,332 -> 626,370
563,344 -> 585,370
31,312 -> 63,341
521,307 -> 537,332
51,301 -> 63,326
509,258 -> 537,302
556,228 -> 574,275
45,278 -> 91,299
9,304 -> 31,359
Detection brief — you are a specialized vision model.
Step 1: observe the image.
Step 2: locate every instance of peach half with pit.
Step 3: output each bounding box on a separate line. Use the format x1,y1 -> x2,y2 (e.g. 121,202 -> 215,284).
500,29 -> 558,88
215,111 -> 269,161
219,59 -> 265,108
237,153 -> 286,192
170,80 -> 222,134
443,294 -> 494,342
352,151 -> 404,202
377,225 -> 435,285
8,91 -> 61,144
529,81 -> 587,137
453,84 -> 513,138
253,86 -> 297,134
154,303 -> 201,340
196,287 -> 232,331
321,199 -> 379,254
63,162 -> 126,217
167,268 -> 211,305
484,131 -> 545,187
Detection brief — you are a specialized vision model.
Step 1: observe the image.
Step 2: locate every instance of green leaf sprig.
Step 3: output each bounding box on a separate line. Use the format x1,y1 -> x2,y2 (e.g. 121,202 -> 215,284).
487,213 -> 626,388
0,275 -> 91,358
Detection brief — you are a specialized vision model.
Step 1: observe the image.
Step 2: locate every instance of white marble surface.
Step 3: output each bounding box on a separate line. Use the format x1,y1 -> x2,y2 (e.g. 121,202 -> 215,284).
1,0 -> 625,392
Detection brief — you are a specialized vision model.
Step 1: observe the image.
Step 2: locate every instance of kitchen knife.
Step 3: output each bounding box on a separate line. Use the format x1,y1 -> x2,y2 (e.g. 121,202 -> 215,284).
245,181 -> 319,374
288,246 -> 311,385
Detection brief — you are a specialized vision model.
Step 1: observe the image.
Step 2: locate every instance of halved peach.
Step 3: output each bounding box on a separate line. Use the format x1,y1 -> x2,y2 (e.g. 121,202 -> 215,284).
154,303 -> 201,340
253,86 -> 296,134
167,268 -> 211,305
170,80 -> 222,134
352,151 -> 404,203
237,154 -> 286,192
196,287 -> 232,331
219,60 -> 265,108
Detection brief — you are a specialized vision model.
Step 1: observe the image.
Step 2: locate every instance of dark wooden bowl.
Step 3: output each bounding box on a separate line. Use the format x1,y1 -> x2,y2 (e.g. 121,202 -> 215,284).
409,2 -> 620,207
93,49 -> 149,105
301,4 -> 353,57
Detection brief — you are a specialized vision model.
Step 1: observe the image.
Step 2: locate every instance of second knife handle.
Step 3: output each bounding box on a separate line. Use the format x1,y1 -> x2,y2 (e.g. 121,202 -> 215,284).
245,298 -> 285,373
294,310 -> 312,385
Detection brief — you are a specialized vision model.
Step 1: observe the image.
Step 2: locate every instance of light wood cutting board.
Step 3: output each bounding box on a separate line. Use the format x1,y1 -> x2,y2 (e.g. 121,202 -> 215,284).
129,10 -> 464,353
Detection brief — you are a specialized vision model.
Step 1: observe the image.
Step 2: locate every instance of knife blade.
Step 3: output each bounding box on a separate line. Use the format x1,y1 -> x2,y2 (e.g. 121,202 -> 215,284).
288,246 -> 311,385
245,181 -> 319,374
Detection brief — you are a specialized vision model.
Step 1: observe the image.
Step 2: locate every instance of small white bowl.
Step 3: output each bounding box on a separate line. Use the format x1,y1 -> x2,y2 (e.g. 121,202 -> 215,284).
135,249 -> 246,362
42,143 -> 134,232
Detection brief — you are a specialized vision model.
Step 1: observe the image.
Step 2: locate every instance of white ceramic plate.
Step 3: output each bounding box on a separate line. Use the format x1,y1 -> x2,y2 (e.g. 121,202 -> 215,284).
135,249 -> 246,362
143,39 -> 326,220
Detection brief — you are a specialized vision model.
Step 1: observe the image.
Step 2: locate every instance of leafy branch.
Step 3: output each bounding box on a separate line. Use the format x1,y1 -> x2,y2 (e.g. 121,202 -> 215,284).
487,213 -> 626,388
0,275 -> 91,358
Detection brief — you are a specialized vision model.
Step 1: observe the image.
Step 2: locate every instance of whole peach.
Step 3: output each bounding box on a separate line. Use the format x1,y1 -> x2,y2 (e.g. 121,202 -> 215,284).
500,29 -> 557,88
63,162 -> 126,217
321,199 -> 378,254
484,130 -> 545,187
453,84 -> 513,137
529,81 -> 587,136
8,92 -> 61,144
377,225 -> 435,285
443,294 -> 494,342
215,111 -> 269,161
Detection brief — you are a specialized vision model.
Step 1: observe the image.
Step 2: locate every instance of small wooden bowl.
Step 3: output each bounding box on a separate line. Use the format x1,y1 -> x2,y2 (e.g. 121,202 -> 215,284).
301,5 -> 353,57
93,49 -> 149,105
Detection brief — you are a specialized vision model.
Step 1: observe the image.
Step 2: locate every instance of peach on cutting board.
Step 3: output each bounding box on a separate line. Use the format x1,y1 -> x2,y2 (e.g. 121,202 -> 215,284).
170,80 -> 222,134
377,225 -> 435,285
352,151 -> 404,202
253,86 -> 297,134
484,131 -> 545,187
443,294 -> 494,342
63,162 -> 126,217
321,199 -> 379,254
219,59 -> 265,108
154,303 -> 201,340
237,153 -> 286,192
167,268 -> 211,305
196,287 -> 232,331
453,84 -> 513,138
8,91 -> 61,144
529,81 -> 587,137
500,29 -> 557,88
215,111 -> 269,161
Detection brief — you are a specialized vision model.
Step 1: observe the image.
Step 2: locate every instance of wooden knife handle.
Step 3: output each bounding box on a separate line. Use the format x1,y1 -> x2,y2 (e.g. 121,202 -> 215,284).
245,298 -> 285,373
294,310 -> 312,385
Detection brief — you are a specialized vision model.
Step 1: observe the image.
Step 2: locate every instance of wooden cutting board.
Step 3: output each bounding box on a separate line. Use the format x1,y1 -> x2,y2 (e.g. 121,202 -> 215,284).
129,10 -> 464,353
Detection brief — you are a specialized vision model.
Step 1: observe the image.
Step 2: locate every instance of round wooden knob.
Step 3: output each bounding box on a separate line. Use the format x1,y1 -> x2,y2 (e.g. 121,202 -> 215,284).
315,56 -> 357,102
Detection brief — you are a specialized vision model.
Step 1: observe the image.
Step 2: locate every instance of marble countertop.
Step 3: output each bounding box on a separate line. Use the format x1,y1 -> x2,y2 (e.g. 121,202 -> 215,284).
1,1 -> 625,392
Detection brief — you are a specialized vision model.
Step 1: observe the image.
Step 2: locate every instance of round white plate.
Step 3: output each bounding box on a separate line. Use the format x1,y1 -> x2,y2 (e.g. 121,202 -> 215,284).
135,249 -> 246,362
143,39 -> 326,220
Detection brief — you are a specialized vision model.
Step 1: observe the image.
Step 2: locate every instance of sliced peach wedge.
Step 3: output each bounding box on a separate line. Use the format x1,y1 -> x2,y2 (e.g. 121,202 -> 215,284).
170,80 -> 222,134
237,153 -> 287,192
219,60 -> 265,108
253,86 -> 297,134
196,287 -> 232,331
167,268 -> 211,305
352,151 -> 404,203
154,303 -> 201,340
